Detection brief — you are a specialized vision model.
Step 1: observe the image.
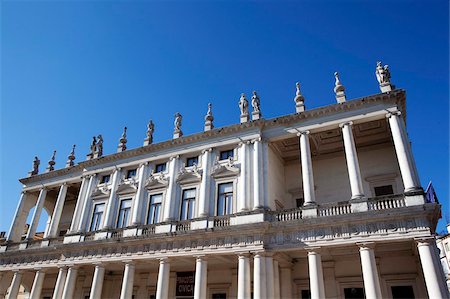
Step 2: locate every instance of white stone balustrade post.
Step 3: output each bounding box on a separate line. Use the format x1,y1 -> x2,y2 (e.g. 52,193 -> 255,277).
6,271 -> 22,299
194,256 -> 207,299
89,264 -> 105,299
299,131 -> 316,205
237,254 -> 251,299
120,262 -> 135,299
7,192 -> 27,242
340,122 -> 365,199
45,183 -> 69,238
417,238 -> 449,299
29,269 -> 46,299
77,175 -> 97,232
163,156 -> 179,221
307,249 -> 325,299
26,188 -> 48,240
52,267 -> 68,299
386,111 -> 422,193
103,168 -> 122,229
61,266 -> 78,299
69,176 -> 88,233
253,253 -> 266,299
358,243 -> 382,299
131,163 -> 149,226
253,138 -> 264,210
198,149 -> 212,217
156,258 -> 170,299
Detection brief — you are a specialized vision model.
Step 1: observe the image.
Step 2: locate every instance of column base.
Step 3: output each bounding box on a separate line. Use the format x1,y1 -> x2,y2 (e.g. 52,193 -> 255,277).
350,197 -> 368,213
302,204 -> 318,218
405,194 -> 426,206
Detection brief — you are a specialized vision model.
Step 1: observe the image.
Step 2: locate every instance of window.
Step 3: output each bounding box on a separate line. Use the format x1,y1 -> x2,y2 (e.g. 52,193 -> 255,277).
391,286 -> 415,299
219,149 -> 234,160
126,169 -> 137,179
116,199 -> 132,228
100,175 -> 110,184
296,198 -> 304,208
217,183 -> 233,216
147,194 -> 162,224
180,188 -> 196,220
90,203 -> 105,231
374,185 -> 394,196
155,163 -> 166,173
212,294 -> 227,299
301,290 -> 311,299
186,156 -> 198,167
344,287 -> 365,299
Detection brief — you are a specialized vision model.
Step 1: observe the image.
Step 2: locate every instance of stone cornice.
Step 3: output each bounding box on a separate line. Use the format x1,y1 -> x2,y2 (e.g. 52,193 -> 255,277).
19,90 -> 406,185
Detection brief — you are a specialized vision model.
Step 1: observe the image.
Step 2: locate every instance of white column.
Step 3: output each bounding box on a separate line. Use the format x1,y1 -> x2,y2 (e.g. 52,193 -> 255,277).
69,176 -> 88,232
61,266 -> 78,299
386,111 -> 422,193
6,271 -> 22,299
417,238 -> 449,299
198,149 -> 212,216
89,264 -> 105,299
26,188 -> 48,239
265,256 -> 275,299
237,254 -> 251,299
299,131 -> 316,205
253,253 -> 266,299
103,168 -> 122,229
120,262 -> 135,299
7,192 -> 27,242
194,256 -> 207,299
77,175 -> 97,232
163,156 -> 179,221
52,267 -> 67,299
307,249 -> 325,299
253,138 -> 264,209
156,258 -> 170,299
358,243 -> 382,299
131,163 -> 149,225
273,260 -> 280,299
340,122 -> 365,199
237,142 -> 249,212
29,269 -> 46,299
280,266 -> 293,299
45,183 -> 69,238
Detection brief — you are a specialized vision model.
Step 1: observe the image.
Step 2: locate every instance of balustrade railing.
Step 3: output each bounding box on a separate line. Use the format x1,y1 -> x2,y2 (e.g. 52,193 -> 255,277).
84,232 -> 95,241
318,202 -> 352,217
176,221 -> 191,232
141,225 -> 156,236
110,229 -> 124,239
274,208 -> 303,221
368,195 -> 406,210
213,216 -> 231,227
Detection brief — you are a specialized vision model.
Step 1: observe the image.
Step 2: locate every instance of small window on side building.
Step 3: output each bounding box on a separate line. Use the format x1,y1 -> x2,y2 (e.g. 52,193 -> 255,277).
374,185 -> 394,196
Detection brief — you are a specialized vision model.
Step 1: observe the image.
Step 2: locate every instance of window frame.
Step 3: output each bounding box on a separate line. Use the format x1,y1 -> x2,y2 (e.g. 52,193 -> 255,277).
125,168 -> 137,179
116,198 -> 132,229
89,202 -> 106,232
146,192 -> 164,225
216,181 -> 235,216
186,156 -> 199,168
219,149 -> 234,161
99,174 -> 111,184
179,187 -> 197,220
155,162 -> 167,173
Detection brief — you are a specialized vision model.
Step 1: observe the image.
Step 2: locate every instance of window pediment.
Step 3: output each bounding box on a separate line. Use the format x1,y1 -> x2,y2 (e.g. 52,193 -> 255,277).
211,158 -> 240,178
91,186 -> 110,198
177,165 -> 202,184
145,173 -> 169,190
116,179 -> 138,194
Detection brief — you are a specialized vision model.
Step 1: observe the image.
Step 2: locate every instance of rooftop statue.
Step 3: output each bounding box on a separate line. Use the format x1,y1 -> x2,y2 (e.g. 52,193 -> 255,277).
251,91 -> 260,113
46,150 -> 56,172
239,93 -> 249,116
144,120 -> 155,145
204,103 -> 214,131
29,156 -> 40,176
90,136 -> 97,156
333,72 -> 346,103
96,135 -> 103,157
294,82 -> 305,113
376,61 -> 391,85
118,127 -> 127,152
173,112 -> 183,138
66,144 -> 76,167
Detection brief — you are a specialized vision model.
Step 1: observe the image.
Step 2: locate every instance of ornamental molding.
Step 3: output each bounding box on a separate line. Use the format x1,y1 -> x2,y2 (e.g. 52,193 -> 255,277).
145,173 -> 169,190
176,164 -> 202,184
19,90 -> 406,185
117,178 -> 138,194
211,158 -> 240,178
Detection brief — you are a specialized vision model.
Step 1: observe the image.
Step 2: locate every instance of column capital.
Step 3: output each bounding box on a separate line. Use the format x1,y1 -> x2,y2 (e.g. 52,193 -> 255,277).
139,161 -> 149,168
386,110 -> 401,118
296,130 -> 310,137
122,259 -> 135,265
236,252 -> 251,259
158,257 -> 170,263
201,148 -> 213,154
356,242 -> 376,250
415,237 -> 435,246
169,155 -> 180,161
339,121 -> 354,128
306,246 -> 322,254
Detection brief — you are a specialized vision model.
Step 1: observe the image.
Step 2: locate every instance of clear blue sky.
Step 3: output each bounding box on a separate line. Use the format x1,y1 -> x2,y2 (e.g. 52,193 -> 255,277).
1,1 -> 448,233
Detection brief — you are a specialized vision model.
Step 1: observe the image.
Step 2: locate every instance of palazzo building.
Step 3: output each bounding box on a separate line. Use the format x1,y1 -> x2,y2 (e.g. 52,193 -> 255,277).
0,64 -> 447,299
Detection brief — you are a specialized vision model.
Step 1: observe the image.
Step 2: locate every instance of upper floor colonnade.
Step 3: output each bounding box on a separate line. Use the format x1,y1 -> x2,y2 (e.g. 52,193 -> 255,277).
5,101 -> 424,245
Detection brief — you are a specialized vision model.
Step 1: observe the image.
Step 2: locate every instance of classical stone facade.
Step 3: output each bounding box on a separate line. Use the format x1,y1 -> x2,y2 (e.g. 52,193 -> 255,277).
0,70 -> 447,299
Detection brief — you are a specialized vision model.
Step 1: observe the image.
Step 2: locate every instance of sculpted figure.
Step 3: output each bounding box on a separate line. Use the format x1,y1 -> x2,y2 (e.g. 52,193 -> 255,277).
147,120 -> 155,139
239,93 -> 248,115
31,156 -> 40,175
376,61 -> 391,84
251,91 -> 260,113
96,135 -> 103,156
174,113 -> 182,132
90,136 -> 97,155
